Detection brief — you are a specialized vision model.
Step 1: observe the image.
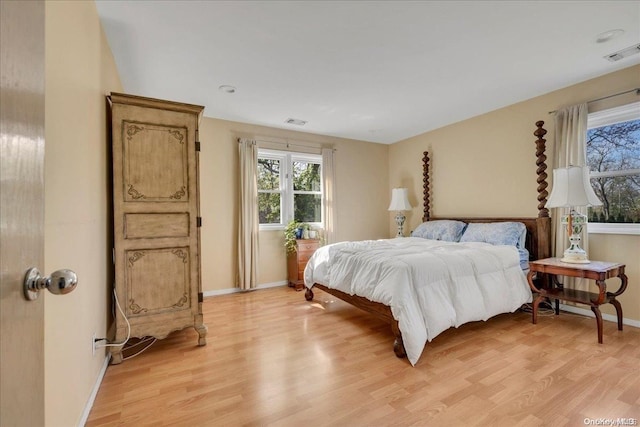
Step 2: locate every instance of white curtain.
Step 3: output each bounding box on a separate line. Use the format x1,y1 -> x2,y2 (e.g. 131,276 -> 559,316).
322,148 -> 337,244
237,138 -> 259,290
552,103 -> 589,258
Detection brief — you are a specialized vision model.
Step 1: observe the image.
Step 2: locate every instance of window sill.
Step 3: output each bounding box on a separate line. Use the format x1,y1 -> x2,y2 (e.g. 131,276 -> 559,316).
259,223 -> 323,232
259,224 -> 285,232
588,223 -> 640,235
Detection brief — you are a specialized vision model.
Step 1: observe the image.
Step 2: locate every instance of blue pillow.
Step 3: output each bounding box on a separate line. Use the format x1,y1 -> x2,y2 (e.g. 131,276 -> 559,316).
411,220 -> 467,242
518,248 -> 530,270
459,222 -> 527,248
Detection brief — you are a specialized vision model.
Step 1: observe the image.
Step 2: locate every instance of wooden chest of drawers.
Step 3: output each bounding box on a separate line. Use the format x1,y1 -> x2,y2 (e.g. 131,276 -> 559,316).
287,239 -> 320,291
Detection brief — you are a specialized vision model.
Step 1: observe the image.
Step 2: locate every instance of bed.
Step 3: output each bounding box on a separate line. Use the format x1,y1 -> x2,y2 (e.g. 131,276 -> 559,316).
303,121 -> 552,365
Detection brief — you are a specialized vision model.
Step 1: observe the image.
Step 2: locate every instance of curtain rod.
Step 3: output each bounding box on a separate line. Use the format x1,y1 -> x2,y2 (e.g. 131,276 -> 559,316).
548,87 -> 640,114
237,137 -> 336,151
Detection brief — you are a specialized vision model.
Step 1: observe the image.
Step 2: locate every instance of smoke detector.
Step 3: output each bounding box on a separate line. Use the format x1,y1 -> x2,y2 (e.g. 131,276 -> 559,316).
604,43 -> 640,62
285,118 -> 307,126
595,29 -> 624,43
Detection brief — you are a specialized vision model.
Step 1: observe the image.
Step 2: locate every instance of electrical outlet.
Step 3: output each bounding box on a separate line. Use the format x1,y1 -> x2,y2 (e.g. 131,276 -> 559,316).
92,332 -> 97,356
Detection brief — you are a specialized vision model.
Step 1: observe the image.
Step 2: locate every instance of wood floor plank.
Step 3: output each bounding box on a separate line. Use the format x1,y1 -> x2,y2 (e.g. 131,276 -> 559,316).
87,287 -> 640,426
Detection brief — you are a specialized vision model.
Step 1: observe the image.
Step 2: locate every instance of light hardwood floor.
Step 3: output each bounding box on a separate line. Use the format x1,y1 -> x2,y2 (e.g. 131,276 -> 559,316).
87,287 -> 640,426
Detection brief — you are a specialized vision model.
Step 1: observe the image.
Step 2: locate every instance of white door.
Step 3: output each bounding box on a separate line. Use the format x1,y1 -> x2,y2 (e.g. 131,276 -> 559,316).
0,1 -> 46,425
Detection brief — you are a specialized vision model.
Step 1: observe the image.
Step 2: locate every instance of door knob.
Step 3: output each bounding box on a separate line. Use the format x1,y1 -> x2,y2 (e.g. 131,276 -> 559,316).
24,268 -> 78,301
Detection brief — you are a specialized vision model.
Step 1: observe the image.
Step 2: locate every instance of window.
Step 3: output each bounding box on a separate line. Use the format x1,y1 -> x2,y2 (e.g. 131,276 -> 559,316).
586,101 -> 640,234
257,149 -> 322,229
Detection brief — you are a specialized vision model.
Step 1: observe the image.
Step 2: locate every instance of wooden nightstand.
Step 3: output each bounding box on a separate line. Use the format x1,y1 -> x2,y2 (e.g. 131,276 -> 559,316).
287,239 -> 320,291
527,257 -> 628,343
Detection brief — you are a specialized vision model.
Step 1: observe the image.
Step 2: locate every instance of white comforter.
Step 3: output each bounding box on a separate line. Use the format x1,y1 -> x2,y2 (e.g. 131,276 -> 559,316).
304,237 -> 532,365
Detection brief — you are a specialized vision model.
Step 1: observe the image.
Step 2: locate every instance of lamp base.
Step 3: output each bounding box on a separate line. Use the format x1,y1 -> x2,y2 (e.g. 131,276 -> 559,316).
560,247 -> 591,264
559,216 -> 591,263
394,212 -> 406,237
560,256 -> 591,264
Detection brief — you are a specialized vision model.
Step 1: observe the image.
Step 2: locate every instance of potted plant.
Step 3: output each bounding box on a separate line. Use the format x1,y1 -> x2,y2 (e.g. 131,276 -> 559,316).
284,220 -> 309,254
300,222 -> 310,239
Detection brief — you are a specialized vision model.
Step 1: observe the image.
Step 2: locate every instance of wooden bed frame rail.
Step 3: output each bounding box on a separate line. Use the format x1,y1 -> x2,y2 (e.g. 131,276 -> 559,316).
305,121 -> 552,360
305,283 -> 407,358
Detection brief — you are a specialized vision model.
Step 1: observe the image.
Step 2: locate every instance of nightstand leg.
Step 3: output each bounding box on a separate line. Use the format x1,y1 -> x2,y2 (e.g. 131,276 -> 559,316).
590,306 -> 604,344
532,295 -> 545,324
610,299 -> 623,331
555,299 -> 559,315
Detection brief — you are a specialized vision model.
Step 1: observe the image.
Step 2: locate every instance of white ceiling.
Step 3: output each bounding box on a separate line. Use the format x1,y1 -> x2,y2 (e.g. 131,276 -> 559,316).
95,1 -> 640,144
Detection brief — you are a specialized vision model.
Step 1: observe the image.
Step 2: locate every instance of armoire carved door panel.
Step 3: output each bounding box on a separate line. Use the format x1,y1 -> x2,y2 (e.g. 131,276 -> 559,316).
109,93 -> 206,364
125,248 -> 191,317
122,122 -> 189,201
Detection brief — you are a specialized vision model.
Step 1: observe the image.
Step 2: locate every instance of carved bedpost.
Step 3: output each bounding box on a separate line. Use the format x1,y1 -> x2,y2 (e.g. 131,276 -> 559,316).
534,121 -> 551,260
422,151 -> 430,222
534,121 -> 549,218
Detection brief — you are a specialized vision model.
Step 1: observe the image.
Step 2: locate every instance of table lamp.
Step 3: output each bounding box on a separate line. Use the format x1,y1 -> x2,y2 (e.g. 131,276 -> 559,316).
388,188 -> 412,237
546,165 -> 602,263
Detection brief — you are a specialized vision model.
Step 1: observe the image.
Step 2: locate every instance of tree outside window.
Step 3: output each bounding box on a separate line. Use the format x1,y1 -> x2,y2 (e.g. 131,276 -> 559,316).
257,149 -> 322,227
293,160 -> 321,223
586,103 -> 640,226
257,157 -> 282,224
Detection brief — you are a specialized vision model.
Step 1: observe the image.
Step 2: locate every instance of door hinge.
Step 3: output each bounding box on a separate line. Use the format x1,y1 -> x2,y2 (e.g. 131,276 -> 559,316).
197,217 -> 202,227
198,292 -> 203,303
195,140 -> 201,151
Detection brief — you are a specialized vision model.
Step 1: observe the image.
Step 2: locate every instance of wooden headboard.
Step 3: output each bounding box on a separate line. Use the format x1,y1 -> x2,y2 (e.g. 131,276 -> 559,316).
421,121 -> 552,261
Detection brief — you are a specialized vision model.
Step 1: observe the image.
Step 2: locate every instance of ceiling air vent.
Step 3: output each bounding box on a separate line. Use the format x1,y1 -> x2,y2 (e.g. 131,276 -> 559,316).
604,43 -> 640,62
285,118 -> 307,126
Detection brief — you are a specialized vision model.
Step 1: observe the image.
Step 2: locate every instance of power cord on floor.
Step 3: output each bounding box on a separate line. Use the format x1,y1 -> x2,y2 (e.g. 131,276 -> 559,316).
94,288 -> 131,350
122,336 -> 157,360
93,288 -> 158,360
520,299 -> 556,316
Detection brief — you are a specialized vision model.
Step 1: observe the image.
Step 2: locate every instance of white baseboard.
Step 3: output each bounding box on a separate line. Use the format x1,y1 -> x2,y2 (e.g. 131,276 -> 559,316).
203,281 -> 288,297
559,303 -> 640,328
78,353 -> 110,426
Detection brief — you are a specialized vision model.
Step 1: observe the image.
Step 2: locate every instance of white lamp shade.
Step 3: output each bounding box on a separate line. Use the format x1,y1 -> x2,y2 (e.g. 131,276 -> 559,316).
388,188 -> 412,211
547,166 -> 603,208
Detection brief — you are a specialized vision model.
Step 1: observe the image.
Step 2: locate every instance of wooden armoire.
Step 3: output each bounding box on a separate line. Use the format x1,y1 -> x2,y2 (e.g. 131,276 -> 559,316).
108,93 -> 207,364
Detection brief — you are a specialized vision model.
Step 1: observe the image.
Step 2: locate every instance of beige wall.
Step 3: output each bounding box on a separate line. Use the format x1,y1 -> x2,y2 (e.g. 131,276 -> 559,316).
389,65 -> 640,322
199,118 -> 389,290
44,1 -> 122,426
